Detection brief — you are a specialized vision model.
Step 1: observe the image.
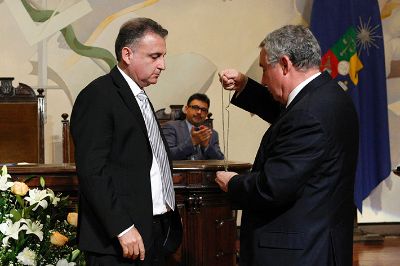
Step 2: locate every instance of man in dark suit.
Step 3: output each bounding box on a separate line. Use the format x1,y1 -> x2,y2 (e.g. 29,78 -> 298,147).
162,93 -> 224,160
71,17 -> 182,266
216,25 -> 359,265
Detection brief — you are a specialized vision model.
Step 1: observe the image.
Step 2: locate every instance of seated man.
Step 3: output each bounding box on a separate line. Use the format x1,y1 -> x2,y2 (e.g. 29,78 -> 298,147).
162,93 -> 224,160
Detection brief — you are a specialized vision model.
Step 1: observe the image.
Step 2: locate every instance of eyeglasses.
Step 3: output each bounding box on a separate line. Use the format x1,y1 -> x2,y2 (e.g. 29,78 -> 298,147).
188,105 -> 208,113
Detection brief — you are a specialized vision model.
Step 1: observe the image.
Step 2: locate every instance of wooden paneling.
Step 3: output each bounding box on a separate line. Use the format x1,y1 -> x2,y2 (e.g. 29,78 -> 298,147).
0,78 -> 44,163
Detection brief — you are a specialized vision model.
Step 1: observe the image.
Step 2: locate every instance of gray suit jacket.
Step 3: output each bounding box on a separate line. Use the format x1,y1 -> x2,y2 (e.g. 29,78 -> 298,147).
162,119 -> 224,160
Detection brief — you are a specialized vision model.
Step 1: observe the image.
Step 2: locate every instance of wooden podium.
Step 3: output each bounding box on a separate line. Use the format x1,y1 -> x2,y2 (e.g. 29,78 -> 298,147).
8,160 -> 251,266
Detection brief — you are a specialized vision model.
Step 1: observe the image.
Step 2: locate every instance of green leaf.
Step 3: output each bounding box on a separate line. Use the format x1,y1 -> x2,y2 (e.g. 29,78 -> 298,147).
16,195 -> 24,208
23,175 -> 36,183
70,249 -> 81,261
10,209 -> 21,221
25,202 -> 39,215
40,176 -> 45,188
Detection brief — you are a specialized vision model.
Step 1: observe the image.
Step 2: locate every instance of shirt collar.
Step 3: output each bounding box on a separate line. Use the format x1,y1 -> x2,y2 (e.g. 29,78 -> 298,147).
117,66 -> 143,97
185,119 -> 194,132
286,72 -> 321,107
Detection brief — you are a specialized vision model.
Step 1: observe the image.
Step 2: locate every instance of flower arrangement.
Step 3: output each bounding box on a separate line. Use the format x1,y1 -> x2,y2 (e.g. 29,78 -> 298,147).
0,166 -> 83,266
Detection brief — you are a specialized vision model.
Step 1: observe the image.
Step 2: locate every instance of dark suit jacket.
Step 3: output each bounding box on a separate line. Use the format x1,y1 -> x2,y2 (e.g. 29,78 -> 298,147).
229,72 -> 359,266
162,119 -> 224,160
70,66 -> 182,256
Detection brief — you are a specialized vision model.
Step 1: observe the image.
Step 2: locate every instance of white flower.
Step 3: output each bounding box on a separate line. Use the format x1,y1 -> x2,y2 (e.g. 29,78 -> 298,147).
56,259 -> 75,266
20,219 -> 43,241
0,165 -> 14,191
16,247 -> 36,266
25,188 -> 50,211
0,219 -> 23,246
47,189 -> 60,206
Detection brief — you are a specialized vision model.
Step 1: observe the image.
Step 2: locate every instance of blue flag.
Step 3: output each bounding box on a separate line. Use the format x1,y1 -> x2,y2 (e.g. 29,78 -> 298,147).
310,0 -> 391,211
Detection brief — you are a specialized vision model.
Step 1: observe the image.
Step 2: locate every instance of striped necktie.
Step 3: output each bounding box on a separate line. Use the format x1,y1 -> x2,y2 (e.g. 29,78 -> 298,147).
137,91 -> 175,210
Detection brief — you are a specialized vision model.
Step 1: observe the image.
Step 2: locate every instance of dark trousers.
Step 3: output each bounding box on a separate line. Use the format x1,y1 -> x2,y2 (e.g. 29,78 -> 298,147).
86,213 -> 171,266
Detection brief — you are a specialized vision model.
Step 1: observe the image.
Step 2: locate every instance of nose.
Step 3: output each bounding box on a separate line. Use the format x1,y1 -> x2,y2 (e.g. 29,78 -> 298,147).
158,57 -> 166,70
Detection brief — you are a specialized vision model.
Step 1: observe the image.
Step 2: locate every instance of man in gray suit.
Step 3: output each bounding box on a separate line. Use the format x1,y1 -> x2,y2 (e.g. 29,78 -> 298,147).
162,93 -> 224,160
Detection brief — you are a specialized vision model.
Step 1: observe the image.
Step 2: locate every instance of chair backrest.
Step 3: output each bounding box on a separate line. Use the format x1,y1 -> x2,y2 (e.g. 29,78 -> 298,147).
155,104 -> 185,125
0,77 -> 45,163
155,104 -> 214,128
61,113 -> 75,163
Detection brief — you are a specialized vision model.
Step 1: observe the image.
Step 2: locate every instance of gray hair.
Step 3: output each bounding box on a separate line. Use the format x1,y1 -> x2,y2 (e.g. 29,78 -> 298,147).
259,25 -> 321,71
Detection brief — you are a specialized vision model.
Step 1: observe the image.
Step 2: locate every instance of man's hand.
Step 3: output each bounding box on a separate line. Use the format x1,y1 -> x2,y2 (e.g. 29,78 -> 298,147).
118,227 -> 145,261
191,125 -> 212,147
215,171 -> 238,192
218,69 -> 248,92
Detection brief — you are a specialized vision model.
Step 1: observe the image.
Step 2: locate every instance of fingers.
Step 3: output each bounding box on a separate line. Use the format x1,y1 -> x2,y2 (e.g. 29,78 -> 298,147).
138,240 -> 145,260
193,128 -> 211,138
118,227 -> 145,261
132,242 -> 140,260
131,239 -> 145,260
215,174 -> 228,192
215,171 -> 238,192
218,69 -> 238,81
199,130 -> 212,145
218,69 -> 242,91
121,245 -> 130,258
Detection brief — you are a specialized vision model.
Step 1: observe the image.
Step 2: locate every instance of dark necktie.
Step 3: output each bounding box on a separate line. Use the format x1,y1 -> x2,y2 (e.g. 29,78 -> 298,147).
137,91 -> 175,210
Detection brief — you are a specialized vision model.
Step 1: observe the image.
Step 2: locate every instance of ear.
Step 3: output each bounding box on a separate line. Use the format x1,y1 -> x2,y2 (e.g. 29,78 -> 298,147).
280,56 -> 291,75
183,105 -> 188,114
121,47 -> 132,65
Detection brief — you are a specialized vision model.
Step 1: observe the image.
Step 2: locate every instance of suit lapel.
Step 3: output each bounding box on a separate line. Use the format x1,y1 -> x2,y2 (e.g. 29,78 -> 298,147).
283,71 -> 332,115
110,67 -> 148,137
179,120 -> 190,140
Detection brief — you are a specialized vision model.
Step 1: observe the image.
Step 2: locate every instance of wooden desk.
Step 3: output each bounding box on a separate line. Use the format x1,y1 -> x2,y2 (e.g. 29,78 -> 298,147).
9,160 -> 251,266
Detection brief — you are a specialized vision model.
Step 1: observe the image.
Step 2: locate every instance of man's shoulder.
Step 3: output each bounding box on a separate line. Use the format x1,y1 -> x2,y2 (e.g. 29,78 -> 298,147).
163,119 -> 186,127
77,73 -> 114,99
211,128 -> 219,134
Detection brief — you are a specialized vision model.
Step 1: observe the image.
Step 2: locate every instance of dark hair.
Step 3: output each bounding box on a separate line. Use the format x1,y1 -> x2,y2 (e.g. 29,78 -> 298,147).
187,93 -> 210,107
115,17 -> 168,61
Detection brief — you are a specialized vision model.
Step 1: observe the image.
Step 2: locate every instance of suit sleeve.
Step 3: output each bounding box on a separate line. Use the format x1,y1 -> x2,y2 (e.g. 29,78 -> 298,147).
162,121 -> 196,160
71,86 -> 133,238
203,130 -> 225,160
231,78 -> 281,124
228,110 -> 327,210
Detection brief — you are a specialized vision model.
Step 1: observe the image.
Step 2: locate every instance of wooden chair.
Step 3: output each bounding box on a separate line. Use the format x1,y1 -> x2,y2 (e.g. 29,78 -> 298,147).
61,113 -> 75,163
155,104 -> 185,125
155,104 -> 214,128
0,77 -> 45,164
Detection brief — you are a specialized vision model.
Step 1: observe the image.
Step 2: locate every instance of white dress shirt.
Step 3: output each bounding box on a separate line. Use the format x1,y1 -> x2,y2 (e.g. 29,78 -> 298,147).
117,67 -> 168,237
286,72 -> 321,107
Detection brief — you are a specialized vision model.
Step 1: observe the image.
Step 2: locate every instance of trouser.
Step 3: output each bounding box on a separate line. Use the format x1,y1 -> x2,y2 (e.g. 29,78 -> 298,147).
86,212 -> 170,266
